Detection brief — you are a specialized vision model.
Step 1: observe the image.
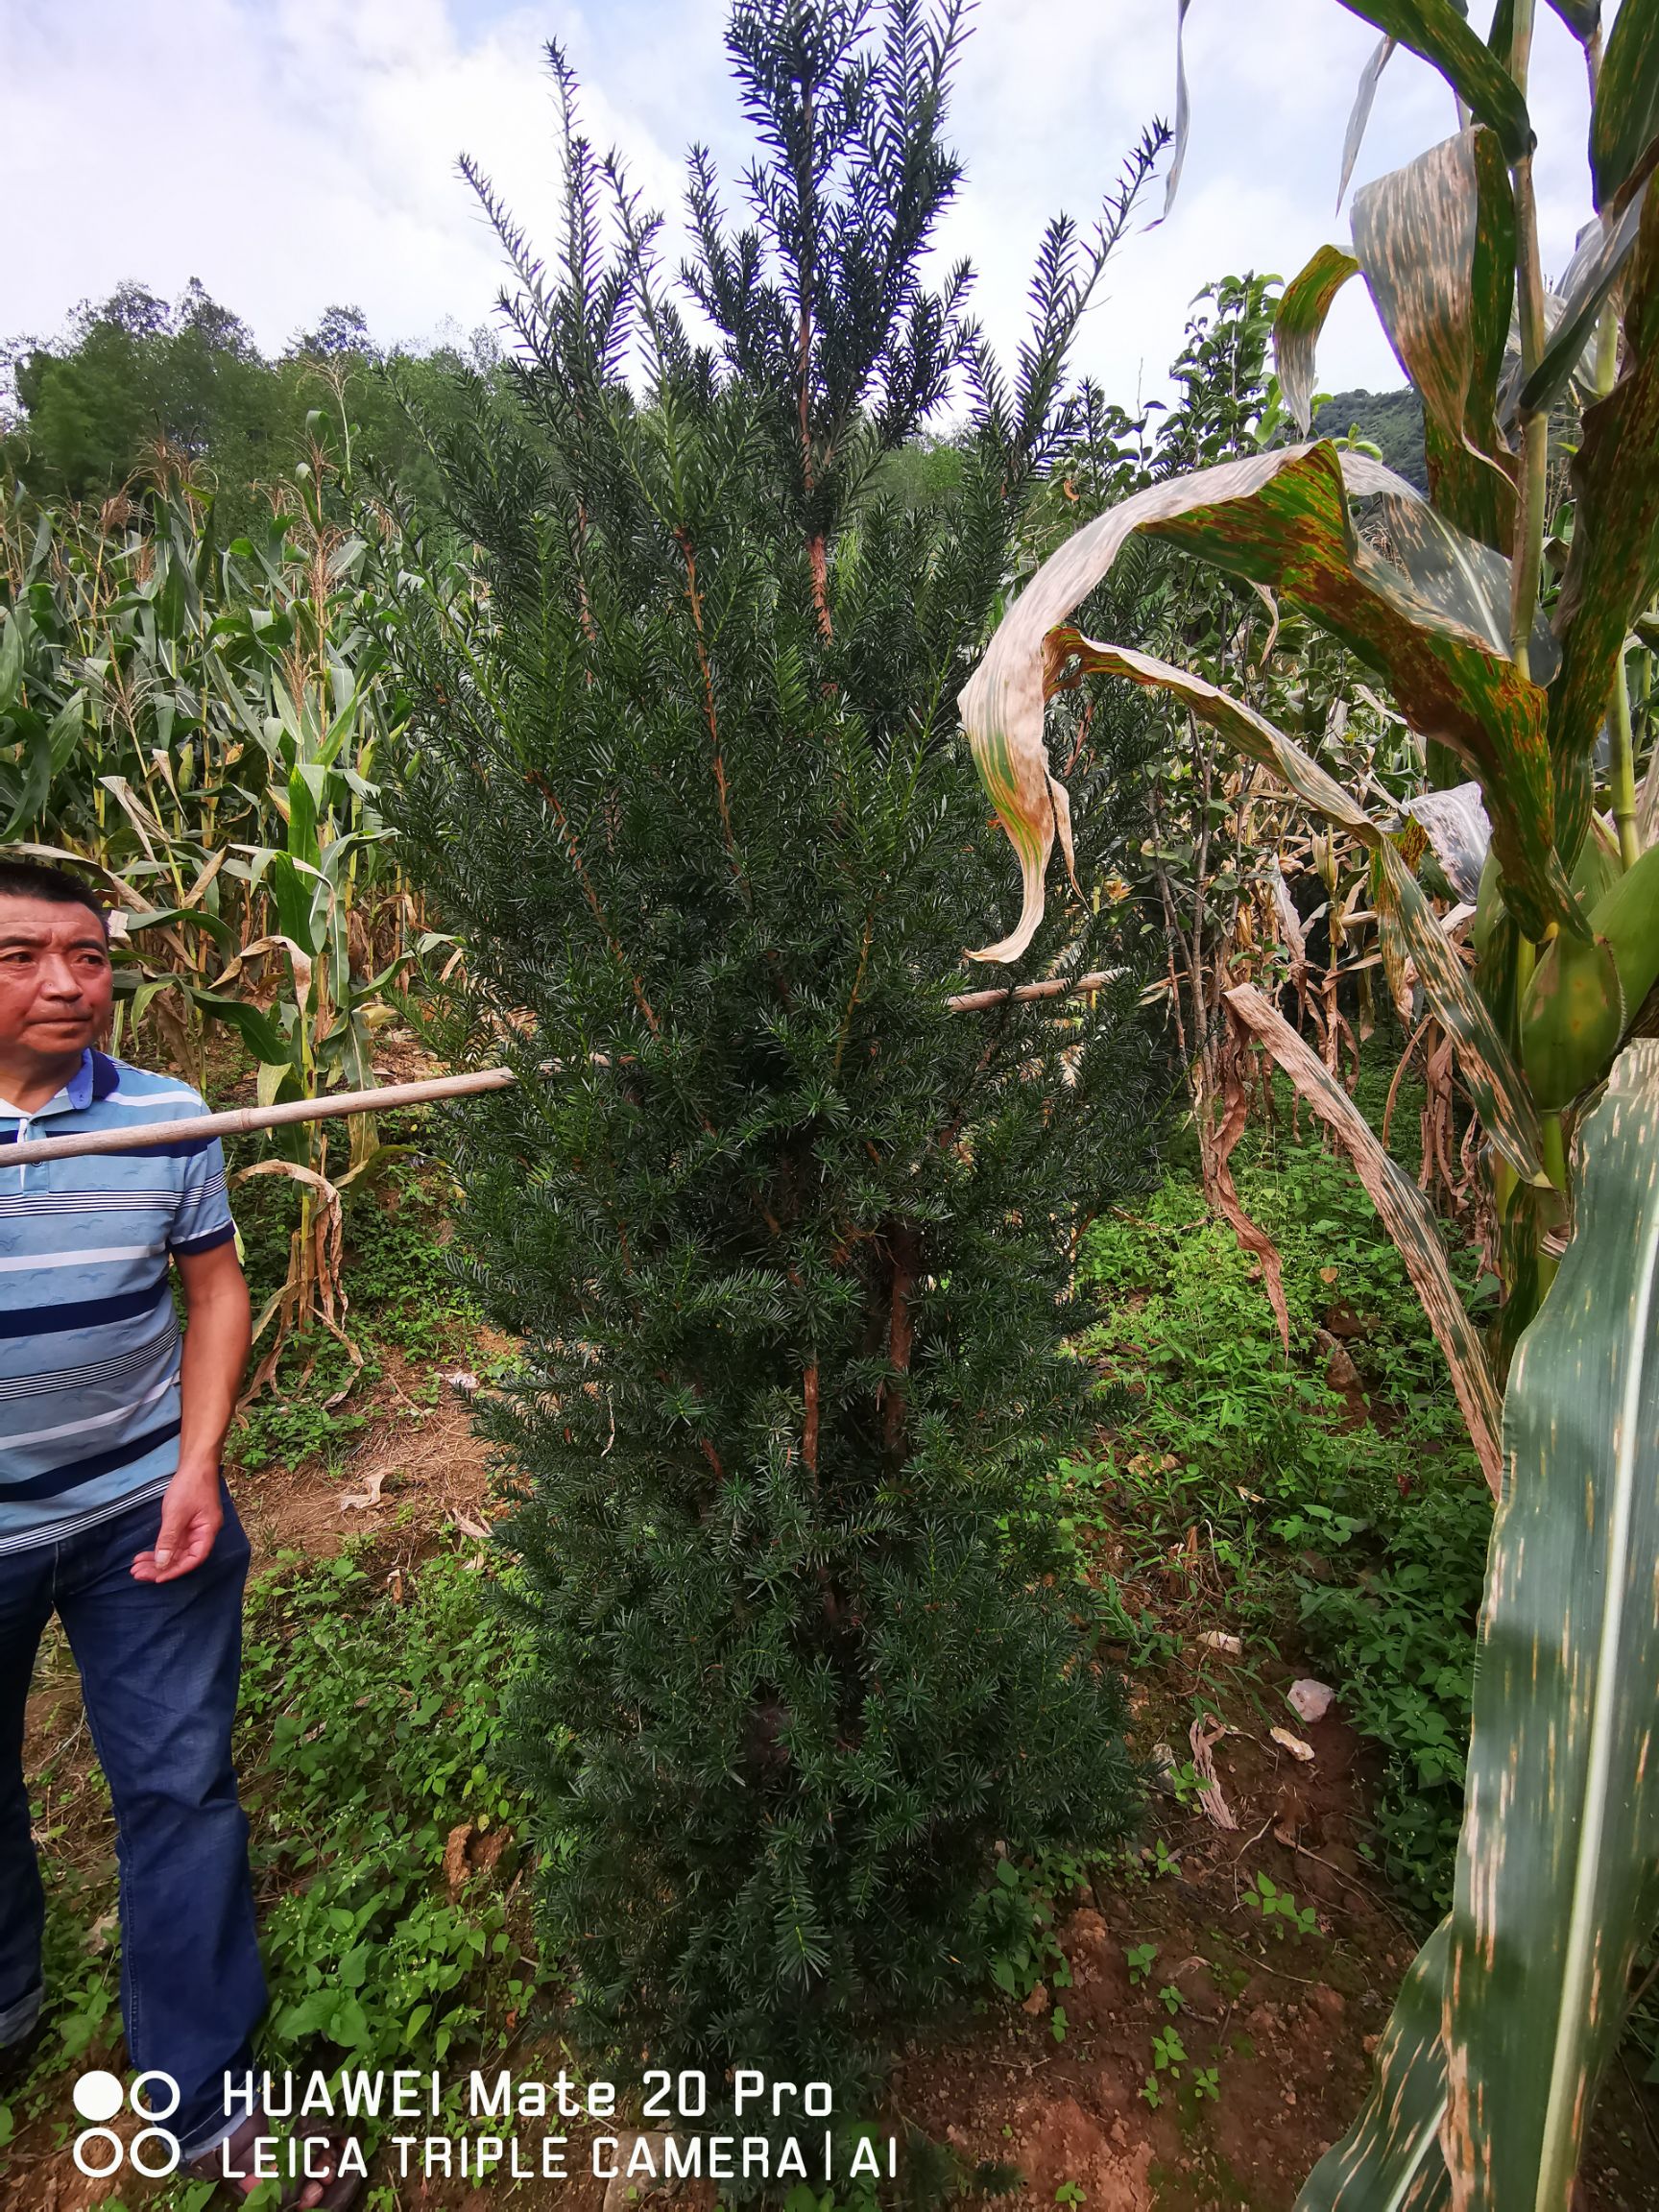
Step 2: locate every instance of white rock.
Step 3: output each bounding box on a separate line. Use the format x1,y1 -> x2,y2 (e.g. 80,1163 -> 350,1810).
1288,1677 -> 1335,1723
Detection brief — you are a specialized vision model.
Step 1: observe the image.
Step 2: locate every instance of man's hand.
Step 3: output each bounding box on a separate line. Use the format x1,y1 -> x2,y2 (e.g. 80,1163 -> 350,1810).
132,1463 -> 224,1582
132,1238 -> 252,1581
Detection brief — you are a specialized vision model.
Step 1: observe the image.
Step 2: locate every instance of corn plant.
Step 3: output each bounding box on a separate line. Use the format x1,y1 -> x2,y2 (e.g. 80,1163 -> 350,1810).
960,4 -> 1659,2204
1021,277 -> 1455,1328
1,430 -> 416,1383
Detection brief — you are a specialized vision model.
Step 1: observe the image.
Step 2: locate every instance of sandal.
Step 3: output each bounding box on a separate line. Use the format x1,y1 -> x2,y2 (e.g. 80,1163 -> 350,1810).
188,2111 -> 365,2210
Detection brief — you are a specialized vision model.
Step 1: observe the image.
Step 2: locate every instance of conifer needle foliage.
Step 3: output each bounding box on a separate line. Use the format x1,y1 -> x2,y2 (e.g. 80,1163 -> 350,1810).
387,1 -> 1169,2103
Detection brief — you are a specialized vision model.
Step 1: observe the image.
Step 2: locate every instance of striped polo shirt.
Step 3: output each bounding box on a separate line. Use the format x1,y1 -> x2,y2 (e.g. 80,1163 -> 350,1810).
0,1049 -> 236,1556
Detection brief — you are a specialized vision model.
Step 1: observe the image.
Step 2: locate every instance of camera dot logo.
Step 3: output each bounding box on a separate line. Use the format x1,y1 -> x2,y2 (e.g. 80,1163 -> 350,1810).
70,2070 -> 124,2123
71,2067 -> 182,2178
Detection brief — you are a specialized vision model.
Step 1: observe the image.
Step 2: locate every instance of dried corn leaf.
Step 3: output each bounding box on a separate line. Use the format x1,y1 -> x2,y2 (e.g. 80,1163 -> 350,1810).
1352,130 -> 1516,548
1048,639 -> 1545,1184
960,442 -> 1570,959
1189,1718 -> 1238,1832
1336,1 -> 1532,161
1224,984 -> 1503,1490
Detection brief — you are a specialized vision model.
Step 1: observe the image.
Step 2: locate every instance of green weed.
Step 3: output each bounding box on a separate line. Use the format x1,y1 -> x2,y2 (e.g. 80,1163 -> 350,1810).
1075,1091 -> 1491,1913
240,1543 -> 540,2077
1240,1870 -> 1319,1941
978,1854 -> 1073,2003
10,1539 -> 545,2194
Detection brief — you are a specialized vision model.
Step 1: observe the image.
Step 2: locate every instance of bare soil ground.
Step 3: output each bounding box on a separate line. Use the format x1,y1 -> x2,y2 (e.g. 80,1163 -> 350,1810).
9,1345 -> 1658,2211
233,1338 -> 507,1571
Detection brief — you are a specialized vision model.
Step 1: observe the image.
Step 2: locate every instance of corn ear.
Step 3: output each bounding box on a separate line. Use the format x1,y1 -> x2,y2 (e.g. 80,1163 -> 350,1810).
1588,836 -> 1659,1026
1519,930 -> 1624,1110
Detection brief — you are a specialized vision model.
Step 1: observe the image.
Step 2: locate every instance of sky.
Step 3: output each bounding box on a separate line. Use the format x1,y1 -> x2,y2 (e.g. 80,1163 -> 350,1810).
1,0 -> 1612,418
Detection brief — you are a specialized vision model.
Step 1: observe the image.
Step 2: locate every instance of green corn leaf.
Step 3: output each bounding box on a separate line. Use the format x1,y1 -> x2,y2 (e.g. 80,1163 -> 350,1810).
1352,130 -> 1516,548
1165,0 -> 1193,217
315,685 -> 363,771
1520,183 -> 1651,417
1297,1921 -> 1451,2210
0,697 -> 76,840
120,975 -> 188,1030
959,441 -> 1571,959
0,610 -> 22,716
1048,633 -> 1546,1185
46,689 -> 85,779
1550,188 -> 1659,868
121,905 -> 239,952
1443,1040 -> 1659,2208
1543,0 -> 1599,41
1275,245 -> 1361,435
1591,0 -> 1659,209
265,850 -> 322,955
288,764 -> 325,871
1225,982 -> 1505,1488
1589,838 -> 1659,1026
189,989 -> 294,1071
1336,0 -> 1533,161
1338,35 -> 1397,211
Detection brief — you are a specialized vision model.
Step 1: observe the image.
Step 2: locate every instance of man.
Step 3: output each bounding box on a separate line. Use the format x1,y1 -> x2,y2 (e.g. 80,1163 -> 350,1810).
0,861 -> 353,2209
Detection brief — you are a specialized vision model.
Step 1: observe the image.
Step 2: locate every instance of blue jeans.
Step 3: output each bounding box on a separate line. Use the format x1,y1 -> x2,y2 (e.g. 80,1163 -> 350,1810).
0,1482 -> 266,2158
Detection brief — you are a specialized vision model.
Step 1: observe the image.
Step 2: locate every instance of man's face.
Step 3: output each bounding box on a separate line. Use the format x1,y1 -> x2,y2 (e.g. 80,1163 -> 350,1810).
0,897 -> 114,1062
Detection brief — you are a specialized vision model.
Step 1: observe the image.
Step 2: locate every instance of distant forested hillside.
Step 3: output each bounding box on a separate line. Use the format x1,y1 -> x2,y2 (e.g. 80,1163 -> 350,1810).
1,280 -> 489,530
1312,387 -> 1428,491
5,281 -> 1438,527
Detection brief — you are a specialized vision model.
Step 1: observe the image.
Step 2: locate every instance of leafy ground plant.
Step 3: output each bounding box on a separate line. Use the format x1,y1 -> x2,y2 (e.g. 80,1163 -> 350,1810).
242,1543 -> 537,2076
4,1537 -> 540,2205
1076,1078 -> 1491,1913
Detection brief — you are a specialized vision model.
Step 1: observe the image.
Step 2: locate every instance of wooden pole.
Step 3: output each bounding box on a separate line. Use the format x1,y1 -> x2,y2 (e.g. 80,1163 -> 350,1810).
2,969 -> 1125,1167
2,1067 -> 517,1167
944,967 -> 1122,1012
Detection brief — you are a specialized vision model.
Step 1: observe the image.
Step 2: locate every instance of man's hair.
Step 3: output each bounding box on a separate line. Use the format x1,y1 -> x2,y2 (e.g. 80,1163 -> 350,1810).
0,859 -> 109,933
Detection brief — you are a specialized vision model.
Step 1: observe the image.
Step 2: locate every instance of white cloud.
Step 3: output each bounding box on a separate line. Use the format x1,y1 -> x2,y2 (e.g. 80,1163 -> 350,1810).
2,0 -> 724,356
0,0 -> 1612,416
941,0 -> 1603,407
